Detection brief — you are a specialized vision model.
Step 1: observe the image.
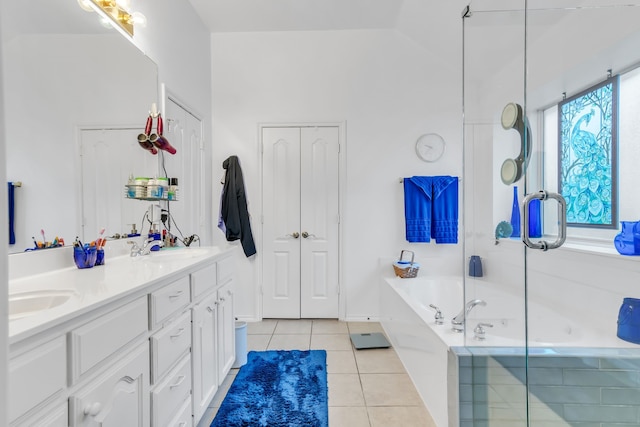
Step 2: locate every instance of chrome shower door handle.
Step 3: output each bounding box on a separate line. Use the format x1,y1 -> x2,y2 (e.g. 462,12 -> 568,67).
523,190 -> 566,251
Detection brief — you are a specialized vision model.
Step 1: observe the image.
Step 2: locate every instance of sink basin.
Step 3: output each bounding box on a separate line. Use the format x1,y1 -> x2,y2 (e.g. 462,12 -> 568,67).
144,248 -> 210,262
9,290 -> 75,321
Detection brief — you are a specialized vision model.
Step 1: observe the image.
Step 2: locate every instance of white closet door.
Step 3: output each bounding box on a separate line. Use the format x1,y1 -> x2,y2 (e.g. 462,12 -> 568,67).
262,126 -> 340,319
300,127 -> 340,318
262,127 -> 302,318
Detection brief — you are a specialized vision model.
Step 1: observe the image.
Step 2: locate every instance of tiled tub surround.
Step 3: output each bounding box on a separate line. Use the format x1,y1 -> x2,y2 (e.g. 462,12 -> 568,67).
455,347 -> 640,426
380,276 -> 640,427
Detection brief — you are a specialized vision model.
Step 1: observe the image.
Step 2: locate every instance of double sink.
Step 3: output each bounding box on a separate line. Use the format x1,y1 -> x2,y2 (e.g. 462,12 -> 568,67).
8,247 -> 210,322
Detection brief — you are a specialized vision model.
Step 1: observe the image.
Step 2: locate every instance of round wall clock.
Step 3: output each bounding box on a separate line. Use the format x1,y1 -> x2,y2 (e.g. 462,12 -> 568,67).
415,133 -> 445,162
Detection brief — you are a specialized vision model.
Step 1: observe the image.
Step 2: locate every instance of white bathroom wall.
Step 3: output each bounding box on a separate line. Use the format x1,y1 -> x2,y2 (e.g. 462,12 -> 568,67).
211,29 -> 464,320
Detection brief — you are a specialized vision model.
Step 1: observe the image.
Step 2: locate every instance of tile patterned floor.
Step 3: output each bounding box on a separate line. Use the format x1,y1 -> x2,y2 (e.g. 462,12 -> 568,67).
198,319 -> 437,427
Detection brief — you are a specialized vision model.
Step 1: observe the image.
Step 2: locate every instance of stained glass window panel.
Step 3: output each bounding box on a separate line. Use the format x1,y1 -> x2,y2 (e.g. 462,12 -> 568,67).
558,76 -> 618,228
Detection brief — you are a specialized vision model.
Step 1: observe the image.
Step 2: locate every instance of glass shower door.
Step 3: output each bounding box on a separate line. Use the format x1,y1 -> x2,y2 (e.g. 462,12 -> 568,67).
523,2 -> 640,426
464,1 -> 640,426
462,2 -> 530,425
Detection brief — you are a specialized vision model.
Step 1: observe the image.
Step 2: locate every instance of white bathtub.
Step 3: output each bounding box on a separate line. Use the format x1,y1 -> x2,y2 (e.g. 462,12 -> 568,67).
380,276 -> 636,427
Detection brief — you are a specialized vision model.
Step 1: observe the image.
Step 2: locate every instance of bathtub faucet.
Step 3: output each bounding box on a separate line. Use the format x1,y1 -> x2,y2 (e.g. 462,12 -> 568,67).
451,299 -> 487,332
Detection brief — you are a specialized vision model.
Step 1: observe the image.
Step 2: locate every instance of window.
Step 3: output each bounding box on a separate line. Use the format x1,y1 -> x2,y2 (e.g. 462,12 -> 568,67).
557,76 -> 618,229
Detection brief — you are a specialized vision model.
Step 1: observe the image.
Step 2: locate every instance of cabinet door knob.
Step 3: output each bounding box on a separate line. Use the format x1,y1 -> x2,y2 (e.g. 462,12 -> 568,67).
219,297 -> 226,302
84,402 -> 102,416
206,306 -> 214,313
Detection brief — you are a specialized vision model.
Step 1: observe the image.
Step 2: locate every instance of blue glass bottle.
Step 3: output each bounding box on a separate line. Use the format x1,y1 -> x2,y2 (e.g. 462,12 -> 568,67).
510,186 -> 521,238
528,198 -> 542,238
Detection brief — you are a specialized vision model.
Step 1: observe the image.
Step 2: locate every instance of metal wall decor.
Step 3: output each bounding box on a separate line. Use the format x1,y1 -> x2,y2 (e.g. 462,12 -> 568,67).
558,75 -> 619,228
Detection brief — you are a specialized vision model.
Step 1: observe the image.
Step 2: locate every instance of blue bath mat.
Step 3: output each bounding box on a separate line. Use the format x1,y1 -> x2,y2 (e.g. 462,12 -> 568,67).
211,350 -> 328,427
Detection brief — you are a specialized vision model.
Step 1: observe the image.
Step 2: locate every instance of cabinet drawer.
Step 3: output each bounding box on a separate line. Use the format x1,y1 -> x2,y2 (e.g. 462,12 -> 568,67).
152,354 -> 192,427
217,255 -> 234,284
9,336 -> 66,423
151,310 -> 191,384
151,276 -> 190,329
191,263 -> 217,300
167,397 -> 192,427
70,296 -> 148,381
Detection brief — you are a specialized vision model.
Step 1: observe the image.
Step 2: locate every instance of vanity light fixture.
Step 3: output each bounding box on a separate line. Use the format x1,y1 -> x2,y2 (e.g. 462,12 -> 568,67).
77,0 -> 146,38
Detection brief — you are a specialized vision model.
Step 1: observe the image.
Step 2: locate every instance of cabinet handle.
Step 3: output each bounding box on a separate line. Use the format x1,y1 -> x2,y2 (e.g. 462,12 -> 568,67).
227,290 -> 232,296
219,297 -> 226,302
207,306 -> 214,313
170,328 -> 186,339
83,402 -> 102,416
169,290 -> 184,299
170,375 -> 186,389
122,375 -> 135,384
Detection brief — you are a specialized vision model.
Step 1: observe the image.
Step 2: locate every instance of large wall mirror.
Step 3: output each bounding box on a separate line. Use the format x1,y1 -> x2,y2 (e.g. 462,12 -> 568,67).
2,0 -> 159,254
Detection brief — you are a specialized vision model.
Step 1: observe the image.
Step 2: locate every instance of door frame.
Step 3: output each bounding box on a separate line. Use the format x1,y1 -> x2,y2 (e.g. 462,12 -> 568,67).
257,121 -> 347,320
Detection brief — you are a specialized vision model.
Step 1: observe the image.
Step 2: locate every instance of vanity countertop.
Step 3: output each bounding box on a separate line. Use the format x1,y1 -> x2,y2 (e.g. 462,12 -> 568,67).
8,245 -> 235,345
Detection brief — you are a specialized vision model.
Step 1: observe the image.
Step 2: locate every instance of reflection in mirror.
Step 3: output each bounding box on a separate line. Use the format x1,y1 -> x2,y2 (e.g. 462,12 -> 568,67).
2,0 -> 159,254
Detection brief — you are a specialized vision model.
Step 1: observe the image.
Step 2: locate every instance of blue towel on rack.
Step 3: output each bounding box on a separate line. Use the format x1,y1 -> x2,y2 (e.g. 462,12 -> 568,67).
404,177 -> 433,242
432,176 -> 458,243
403,176 -> 458,244
8,182 -> 15,244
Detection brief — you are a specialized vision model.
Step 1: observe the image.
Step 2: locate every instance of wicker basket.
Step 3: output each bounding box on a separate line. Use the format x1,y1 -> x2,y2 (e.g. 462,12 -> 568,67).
393,250 -> 419,278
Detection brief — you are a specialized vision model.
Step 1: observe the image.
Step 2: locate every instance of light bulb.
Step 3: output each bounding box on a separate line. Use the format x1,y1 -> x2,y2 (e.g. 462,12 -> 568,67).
99,17 -> 113,29
129,12 -> 147,26
77,0 -> 94,12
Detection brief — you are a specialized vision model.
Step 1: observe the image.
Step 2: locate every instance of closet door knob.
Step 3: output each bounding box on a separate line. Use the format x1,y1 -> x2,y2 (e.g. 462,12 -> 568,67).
286,232 -> 300,239
302,232 -> 316,239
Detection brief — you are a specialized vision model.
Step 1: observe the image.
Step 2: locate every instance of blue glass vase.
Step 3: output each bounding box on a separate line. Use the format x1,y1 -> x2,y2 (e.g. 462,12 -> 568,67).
614,221 -> 640,256
510,186 -> 521,238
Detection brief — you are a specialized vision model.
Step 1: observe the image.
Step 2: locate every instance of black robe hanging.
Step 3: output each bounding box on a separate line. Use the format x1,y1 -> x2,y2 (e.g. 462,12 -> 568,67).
220,156 -> 257,257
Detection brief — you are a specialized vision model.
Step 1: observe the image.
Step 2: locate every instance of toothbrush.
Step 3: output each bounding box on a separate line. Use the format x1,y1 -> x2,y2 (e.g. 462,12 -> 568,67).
97,228 -> 105,249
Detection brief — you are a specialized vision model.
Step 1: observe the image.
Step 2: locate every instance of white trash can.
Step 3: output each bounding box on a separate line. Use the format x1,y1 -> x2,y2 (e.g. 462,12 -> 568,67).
233,321 -> 248,368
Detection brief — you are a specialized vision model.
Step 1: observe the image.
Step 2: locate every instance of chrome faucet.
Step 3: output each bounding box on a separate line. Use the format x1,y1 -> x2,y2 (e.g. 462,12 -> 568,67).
128,237 -> 164,257
451,299 -> 487,332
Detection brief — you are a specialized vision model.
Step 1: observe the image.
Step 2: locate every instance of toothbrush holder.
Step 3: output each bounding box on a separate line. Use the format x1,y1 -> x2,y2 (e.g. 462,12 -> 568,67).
74,246 -> 97,269
96,248 -> 105,266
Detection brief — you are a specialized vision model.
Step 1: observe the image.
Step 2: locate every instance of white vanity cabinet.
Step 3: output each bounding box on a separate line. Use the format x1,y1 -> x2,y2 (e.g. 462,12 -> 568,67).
8,247 -> 236,427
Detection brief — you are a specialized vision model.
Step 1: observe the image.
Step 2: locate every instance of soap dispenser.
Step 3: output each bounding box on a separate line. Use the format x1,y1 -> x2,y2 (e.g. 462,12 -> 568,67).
127,224 -> 140,238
